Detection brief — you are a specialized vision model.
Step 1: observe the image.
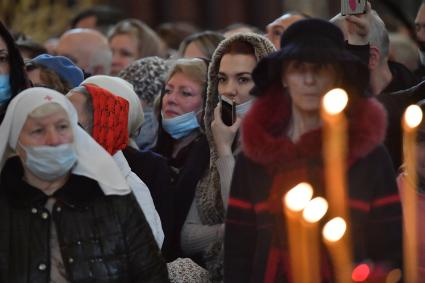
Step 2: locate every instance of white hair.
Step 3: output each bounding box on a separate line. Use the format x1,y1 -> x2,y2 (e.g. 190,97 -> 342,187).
89,48 -> 112,75
369,10 -> 390,62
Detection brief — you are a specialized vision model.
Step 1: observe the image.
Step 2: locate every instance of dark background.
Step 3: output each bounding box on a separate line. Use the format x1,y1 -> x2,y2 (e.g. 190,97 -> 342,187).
0,0 -> 422,43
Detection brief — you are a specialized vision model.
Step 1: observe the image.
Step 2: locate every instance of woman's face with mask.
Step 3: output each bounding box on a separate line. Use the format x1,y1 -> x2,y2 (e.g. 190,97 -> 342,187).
162,71 -> 204,119
17,108 -> 74,153
16,104 -> 77,184
0,36 -> 9,75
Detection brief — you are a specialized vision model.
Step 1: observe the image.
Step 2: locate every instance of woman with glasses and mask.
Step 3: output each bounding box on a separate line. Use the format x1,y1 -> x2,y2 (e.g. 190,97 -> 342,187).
154,58 -> 210,261
0,21 -> 29,122
0,87 -> 169,282
180,33 -> 275,281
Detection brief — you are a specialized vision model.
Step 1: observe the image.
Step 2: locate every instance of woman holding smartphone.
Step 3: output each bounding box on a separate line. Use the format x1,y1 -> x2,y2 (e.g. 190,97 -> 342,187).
224,19 -> 402,282
180,33 -> 275,281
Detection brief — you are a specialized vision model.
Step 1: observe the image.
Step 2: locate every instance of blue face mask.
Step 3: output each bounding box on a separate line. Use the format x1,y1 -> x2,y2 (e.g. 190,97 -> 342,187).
236,99 -> 254,118
20,143 -> 78,181
0,74 -> 11,105
162,111 -> 200,139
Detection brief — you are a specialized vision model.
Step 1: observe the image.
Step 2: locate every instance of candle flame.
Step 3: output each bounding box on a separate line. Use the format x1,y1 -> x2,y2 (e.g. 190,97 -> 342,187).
284,182 -> 313,212
322,88 -> 348,115
302,197 -> 328,223
404,105 -> 423,129
385,269 -> 402,283
322,217 -> 347,242
352,263 -> 370,282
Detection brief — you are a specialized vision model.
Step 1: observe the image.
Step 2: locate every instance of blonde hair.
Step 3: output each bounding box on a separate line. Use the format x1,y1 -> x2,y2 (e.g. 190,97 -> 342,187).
165,58 -> 208,92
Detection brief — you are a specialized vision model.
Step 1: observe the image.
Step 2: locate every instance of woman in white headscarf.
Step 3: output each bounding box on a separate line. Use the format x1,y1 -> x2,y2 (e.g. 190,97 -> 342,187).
67,82 -> 164,248
79,75 -> 171,250
0,87 -> 169,283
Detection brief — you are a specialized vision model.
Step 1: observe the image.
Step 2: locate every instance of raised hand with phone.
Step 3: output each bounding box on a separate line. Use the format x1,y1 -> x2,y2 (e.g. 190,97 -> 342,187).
331,0 -> 372,46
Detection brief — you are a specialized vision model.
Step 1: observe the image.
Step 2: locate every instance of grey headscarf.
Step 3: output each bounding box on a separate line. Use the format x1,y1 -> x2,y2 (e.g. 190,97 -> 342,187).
197,33 -> 276,226
119,56 -> 169,107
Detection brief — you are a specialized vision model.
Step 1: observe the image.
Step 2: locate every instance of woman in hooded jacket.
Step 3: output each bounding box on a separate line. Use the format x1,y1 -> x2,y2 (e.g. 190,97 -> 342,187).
180,33 -> 275,280
224,19 -> 402,282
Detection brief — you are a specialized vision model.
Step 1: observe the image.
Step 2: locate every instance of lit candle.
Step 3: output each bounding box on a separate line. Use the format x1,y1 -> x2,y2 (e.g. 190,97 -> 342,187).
302,197 -> 328,283
283,182 -> 313,283
402,104 -> 422,283
322,217 -> 352,283
321,88 -> 350,220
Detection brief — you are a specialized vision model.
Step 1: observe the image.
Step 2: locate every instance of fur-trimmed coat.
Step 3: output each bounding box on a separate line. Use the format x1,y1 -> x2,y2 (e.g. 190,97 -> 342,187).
224,83 -> 403,283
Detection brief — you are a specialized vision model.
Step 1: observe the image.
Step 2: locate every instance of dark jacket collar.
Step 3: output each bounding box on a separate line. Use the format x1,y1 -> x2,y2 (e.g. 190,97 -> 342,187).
241,83 -> 387,171
0,157 -> 104,209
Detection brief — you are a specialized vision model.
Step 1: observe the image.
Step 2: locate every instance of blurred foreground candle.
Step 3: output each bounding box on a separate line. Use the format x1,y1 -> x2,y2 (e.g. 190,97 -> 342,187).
302,197 -> 328,283
283,182 -> 313,283
402,104 -> 422,283
322,217 -> 352,283
321,88 -> 349,220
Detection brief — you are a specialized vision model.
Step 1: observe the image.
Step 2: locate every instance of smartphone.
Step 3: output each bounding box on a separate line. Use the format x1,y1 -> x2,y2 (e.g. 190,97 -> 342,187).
220,95 -> 236,126
341,0 -> 367,16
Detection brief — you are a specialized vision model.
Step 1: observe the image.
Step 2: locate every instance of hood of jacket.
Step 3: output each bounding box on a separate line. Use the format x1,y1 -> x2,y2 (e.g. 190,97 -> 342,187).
196,33 -> 276,226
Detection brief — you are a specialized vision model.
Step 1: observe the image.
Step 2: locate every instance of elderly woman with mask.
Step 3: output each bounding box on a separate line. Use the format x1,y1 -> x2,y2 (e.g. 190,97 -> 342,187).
0,87 -> 168,282
154,58 -> 210,260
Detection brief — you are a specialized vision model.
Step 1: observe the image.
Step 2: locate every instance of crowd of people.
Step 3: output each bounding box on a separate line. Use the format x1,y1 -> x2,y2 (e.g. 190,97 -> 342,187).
1,1 -> 425,282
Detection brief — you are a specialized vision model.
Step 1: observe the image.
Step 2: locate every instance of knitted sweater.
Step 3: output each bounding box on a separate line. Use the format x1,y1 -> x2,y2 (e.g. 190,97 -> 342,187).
224,84 -> 402,283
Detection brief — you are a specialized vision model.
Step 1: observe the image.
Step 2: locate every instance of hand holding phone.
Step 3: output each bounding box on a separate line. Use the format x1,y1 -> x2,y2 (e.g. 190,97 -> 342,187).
220,95 -> 236,126
341,0 -> 367,16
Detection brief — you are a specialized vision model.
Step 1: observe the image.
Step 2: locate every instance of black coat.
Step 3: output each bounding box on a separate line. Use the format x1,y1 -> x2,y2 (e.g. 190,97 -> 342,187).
122,146 -> 175,261
378,80 -> 425,169
225,146 -> 402,283
154,133 -> 210,260
0,157 -> 169,283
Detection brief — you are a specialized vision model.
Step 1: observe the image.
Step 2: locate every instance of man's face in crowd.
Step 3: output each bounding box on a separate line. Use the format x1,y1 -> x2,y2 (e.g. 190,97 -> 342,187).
56,33 -> 92,72
266,14 -> 305,49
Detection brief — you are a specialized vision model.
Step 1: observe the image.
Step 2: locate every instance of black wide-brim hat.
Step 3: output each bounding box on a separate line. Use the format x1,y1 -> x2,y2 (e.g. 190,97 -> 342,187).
252,18 -> 370,97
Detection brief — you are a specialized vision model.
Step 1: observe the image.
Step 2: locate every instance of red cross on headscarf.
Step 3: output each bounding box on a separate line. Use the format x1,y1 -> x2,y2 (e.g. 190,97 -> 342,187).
44,95 -> 53,101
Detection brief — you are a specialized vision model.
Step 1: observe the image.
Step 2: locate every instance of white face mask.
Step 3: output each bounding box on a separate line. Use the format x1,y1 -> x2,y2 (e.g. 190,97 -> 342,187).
236,99 -> 254,118
20,143 -> 77,181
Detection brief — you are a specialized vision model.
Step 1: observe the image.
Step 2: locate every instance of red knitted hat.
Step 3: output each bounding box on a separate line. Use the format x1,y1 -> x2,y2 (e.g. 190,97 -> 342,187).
84,83 -> 129,155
